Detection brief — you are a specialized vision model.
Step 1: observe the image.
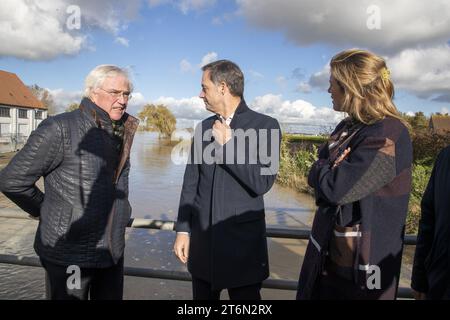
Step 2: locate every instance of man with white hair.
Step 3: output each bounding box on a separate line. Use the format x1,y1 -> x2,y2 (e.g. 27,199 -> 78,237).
0,65 -> 139,300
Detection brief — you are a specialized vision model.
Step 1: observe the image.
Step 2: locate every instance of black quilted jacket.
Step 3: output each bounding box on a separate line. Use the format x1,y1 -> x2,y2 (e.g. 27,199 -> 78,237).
0,98 -> 139,268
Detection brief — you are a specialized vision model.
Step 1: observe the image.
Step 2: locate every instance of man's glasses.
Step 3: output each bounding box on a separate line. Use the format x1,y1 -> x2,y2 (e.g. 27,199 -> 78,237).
99,87 -> 132,101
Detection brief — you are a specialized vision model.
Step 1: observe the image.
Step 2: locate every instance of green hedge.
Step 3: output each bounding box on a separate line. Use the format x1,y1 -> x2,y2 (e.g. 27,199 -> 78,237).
285,134 -> 328,144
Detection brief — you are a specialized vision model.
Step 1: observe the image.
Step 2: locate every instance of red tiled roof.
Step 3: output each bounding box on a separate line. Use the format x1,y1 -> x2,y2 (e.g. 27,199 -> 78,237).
0,70 -> 46,110
429,115 -> 450,133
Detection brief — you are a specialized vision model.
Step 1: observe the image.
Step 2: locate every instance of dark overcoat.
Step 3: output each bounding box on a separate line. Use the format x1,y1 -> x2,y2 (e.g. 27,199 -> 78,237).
412,145 -> 450,299
176,100 -> 281,290
297,117 -> 412,300
0,98 -> 139,268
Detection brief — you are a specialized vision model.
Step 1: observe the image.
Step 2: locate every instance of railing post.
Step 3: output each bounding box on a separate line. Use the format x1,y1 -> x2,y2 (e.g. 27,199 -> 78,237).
44,270 -> 50,300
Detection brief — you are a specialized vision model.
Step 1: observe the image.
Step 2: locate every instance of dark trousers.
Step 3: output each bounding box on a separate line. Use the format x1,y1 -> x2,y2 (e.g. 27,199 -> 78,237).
192,277 -> 262,300
41,257 -> 124,300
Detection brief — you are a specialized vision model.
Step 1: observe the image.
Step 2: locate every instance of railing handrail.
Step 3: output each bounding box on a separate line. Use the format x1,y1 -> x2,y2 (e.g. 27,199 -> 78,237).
0,209 -> 415,299
0,210 -> 419,244
0,254 -> 298,291
0,253 -> 414,299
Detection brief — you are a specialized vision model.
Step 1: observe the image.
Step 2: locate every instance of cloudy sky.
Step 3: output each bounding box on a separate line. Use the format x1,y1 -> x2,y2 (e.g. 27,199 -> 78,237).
1,0 -> 450,127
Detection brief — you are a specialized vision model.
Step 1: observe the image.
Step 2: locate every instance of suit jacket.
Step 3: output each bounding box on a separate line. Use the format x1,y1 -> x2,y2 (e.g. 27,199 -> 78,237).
411,145 -> 450,299
176,100 -> 281,290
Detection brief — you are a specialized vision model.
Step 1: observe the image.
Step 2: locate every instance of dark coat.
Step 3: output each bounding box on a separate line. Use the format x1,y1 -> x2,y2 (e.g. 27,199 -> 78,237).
411,145 -> 450,299
0,98 -> 139,268
176,100 -> 281,290
297,117 -> 412,300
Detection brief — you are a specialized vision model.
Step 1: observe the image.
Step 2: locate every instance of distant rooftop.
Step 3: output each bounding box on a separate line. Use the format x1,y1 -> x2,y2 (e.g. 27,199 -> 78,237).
0,70 -> 46,110
429,114 -> 450,134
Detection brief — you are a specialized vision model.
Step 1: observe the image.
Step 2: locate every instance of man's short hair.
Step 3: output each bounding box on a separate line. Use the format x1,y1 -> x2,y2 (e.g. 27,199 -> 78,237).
202,60 -> 244,97
84,65 -> 133,98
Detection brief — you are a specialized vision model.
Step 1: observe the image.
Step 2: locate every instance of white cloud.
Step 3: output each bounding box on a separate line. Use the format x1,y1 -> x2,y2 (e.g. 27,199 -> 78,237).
178,0 -> 216,14
236,0 -> 450,54
291,67 -> 306,80
432,95 -> 450,103
296,82 -> 312,94
77,1 -> 141,33
305,44 -> 450,102
114,37 -> 130,47
406,111 -> 415,117
180,59 -> 194,73
47,88 -> 83,113
153,96 -> 210,120
200,52 -> 218,67
388,45 -> 450,101
249,70 -> 264,79
148,0 -> 170,6
148,0 -> 216,14
48,88 -> 147,116
275,76 -> 289,91
180,52 -> 219,73
236,0 -> 450,101
0,0 -> 140,60
250,94 -> 344,125
212,11 -> 237,25
211,17 -> 223,25
441,107 -> 449,115
307,45 -> 450,102
0,0 -> 84,60
143,94 -> 344,127
308,64 -> 330,90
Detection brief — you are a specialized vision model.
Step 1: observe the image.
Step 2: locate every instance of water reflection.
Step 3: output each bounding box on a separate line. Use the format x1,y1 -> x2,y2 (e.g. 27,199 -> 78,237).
129,132 -> 316,224
128,132 -> 186,220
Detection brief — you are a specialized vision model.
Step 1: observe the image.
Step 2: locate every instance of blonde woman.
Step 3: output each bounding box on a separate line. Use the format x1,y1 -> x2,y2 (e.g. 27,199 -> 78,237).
297,49 -> 412,300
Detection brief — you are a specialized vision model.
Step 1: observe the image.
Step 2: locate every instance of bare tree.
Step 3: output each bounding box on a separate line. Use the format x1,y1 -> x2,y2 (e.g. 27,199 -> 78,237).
28,84 -> 57,115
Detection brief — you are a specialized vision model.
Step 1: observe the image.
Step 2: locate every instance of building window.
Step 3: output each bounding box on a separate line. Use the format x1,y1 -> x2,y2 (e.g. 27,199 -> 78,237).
18,109 -> 28,119
0,123 -> 10,137
18,124 -> 28,136
35,110 -> 43,119
0,107 -> 10,118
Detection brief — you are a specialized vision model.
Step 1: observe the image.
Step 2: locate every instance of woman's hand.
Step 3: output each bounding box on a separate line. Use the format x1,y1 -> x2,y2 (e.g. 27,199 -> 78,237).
332,147 -> 351,168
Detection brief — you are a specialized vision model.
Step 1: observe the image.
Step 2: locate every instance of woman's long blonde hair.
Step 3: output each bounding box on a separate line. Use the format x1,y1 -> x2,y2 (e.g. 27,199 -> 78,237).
330,49 -> 406,125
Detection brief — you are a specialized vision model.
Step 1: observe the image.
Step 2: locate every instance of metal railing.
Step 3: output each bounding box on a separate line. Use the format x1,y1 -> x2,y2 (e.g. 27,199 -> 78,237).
0,209 -> 416,299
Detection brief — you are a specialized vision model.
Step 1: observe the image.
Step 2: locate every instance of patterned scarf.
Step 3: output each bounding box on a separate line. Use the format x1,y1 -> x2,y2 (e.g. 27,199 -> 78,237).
111,119 -> 125,154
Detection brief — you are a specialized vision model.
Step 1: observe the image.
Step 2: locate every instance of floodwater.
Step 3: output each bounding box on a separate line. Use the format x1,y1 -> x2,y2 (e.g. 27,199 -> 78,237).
0,132 -> 318,299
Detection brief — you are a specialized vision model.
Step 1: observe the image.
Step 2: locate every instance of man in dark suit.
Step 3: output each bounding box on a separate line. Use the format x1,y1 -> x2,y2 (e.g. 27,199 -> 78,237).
411,145 -> 450,300
173,60 -> 281,300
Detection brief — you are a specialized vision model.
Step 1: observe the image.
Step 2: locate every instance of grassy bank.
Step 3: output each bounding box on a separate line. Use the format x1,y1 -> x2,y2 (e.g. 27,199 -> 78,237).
277,131 -> 450,235
277,135 -> 317,195
406,161 -> 433,234
285,134 -> 328,144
